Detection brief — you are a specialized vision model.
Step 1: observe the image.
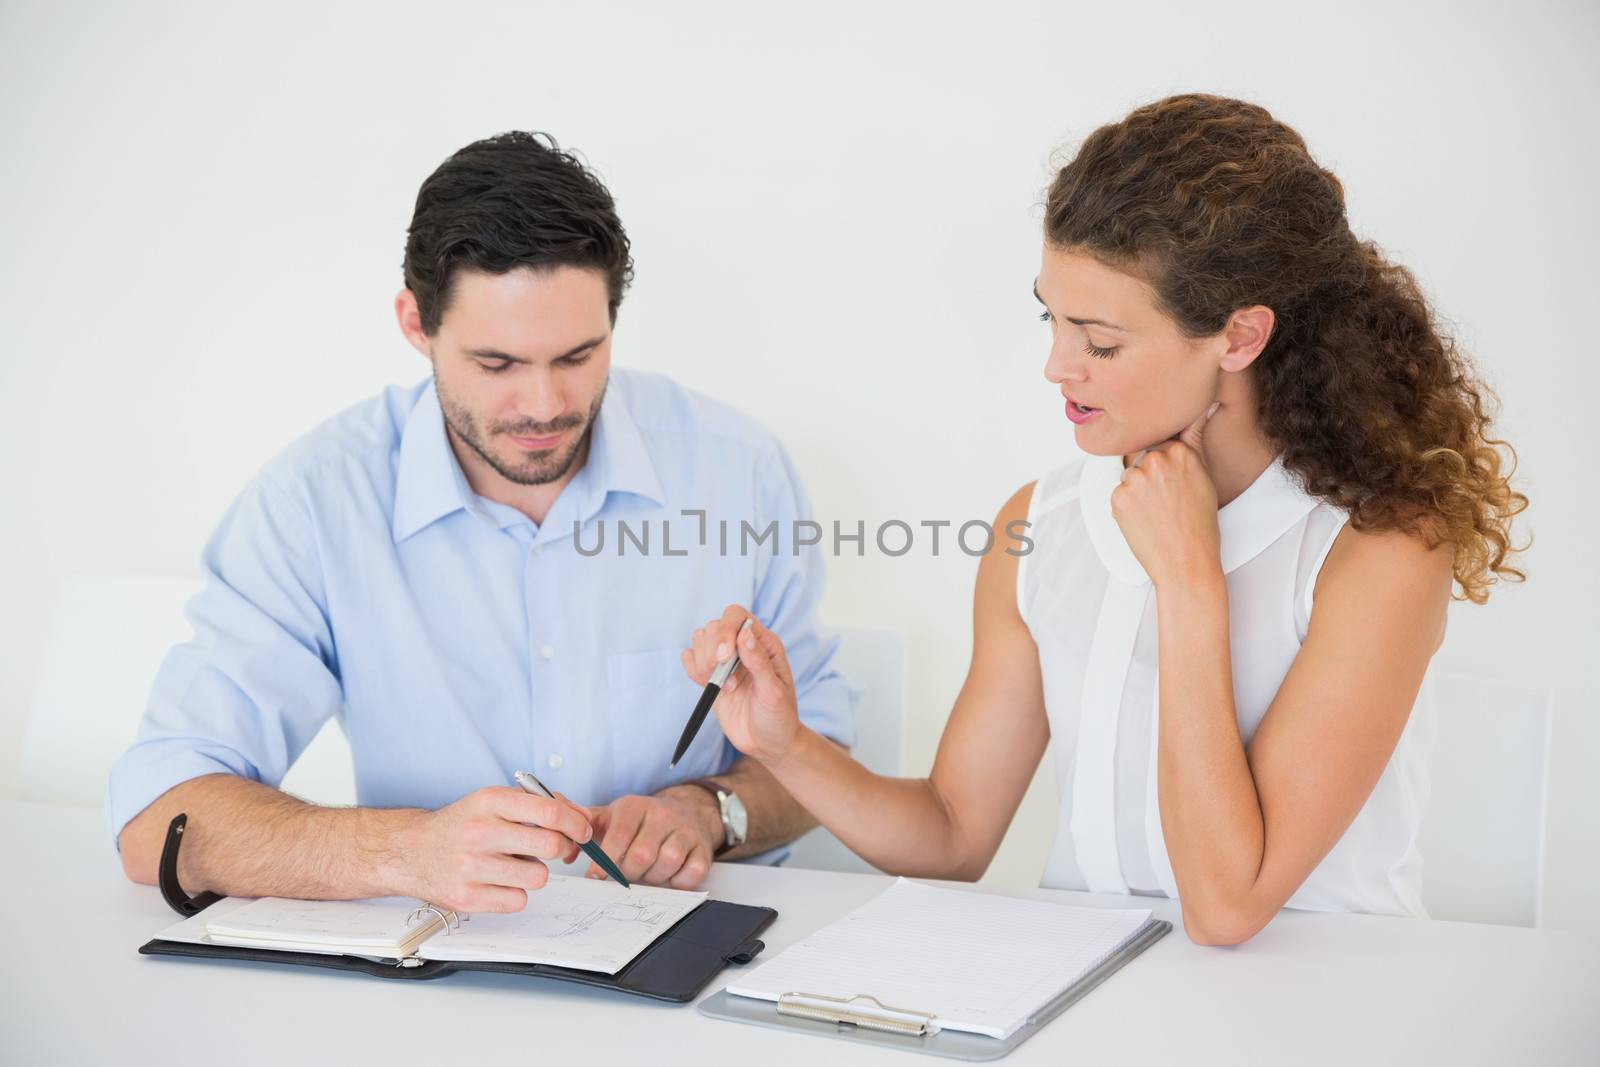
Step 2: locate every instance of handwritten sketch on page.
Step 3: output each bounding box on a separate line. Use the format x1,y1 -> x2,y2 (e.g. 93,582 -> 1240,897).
418,874 -> 707,973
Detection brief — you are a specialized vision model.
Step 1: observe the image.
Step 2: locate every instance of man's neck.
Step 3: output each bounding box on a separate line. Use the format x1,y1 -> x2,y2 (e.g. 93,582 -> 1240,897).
445,424 -> 592,528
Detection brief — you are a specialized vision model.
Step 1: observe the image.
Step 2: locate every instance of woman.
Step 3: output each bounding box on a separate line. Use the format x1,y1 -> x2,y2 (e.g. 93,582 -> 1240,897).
683,94 -> 1528,945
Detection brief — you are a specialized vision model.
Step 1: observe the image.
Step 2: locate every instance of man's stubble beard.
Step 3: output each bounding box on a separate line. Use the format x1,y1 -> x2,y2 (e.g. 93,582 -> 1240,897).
435,373 -> 609,487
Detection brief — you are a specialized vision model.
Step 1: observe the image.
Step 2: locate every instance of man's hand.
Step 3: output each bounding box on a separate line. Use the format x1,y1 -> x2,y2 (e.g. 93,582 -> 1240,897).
583,788 -> 722,889
399,786 -> 594,914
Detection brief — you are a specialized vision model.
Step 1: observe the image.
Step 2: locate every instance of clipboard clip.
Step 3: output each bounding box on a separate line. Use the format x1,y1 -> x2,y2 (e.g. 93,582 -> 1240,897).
777,992 -> 939,1037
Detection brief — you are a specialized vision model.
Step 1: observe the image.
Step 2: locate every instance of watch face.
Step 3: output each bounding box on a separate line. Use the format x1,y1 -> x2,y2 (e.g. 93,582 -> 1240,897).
723,791 -> 749,842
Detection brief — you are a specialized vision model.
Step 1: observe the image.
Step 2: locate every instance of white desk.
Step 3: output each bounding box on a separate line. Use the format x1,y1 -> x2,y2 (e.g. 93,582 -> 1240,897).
3,799 -> 1595,1065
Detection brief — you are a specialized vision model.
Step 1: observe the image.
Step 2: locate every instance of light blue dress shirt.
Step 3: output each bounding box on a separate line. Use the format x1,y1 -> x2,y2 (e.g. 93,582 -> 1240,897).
106,368 -> 857,849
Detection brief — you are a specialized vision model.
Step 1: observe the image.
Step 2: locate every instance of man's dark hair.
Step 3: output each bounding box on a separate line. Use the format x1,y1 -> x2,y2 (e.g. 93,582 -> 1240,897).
403,131 -> 633,335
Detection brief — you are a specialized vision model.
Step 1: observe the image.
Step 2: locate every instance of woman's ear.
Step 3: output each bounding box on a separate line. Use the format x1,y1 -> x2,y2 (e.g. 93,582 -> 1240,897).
1219,305 -> 1275,373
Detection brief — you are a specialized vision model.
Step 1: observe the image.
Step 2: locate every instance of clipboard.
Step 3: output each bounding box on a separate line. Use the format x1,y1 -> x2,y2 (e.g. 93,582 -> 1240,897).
697,915 -> 1171,1060
139,813 -> 776,1003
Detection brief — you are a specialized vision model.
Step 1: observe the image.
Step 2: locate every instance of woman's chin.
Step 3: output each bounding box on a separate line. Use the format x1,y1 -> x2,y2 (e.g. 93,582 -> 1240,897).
1071,424 -> 1127,457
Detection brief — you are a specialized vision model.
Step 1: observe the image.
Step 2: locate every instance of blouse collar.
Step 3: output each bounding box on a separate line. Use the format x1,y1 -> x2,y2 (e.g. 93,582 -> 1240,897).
1078,450 -> 1321,586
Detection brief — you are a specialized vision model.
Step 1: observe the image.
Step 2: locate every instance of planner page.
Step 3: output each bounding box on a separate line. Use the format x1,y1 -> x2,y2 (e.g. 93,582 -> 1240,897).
724,878 -> 1152,1039
204,896 -> 433,955
418,875 -> 708,974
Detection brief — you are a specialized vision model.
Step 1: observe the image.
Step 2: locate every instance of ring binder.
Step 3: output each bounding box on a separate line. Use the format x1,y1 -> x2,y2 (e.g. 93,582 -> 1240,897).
407,905 -> 460,935
778,992 -> 937,1036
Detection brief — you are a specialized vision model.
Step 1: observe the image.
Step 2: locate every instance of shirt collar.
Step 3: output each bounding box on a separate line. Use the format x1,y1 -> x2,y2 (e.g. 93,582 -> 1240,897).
391,376 -> 665,545
572,373 -> 666,517
392,382 -> 478,543
1078,450 -> 1321,585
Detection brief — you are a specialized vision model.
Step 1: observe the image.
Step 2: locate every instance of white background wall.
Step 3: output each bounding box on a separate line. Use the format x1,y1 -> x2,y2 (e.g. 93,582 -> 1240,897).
3,2 -> 1596,930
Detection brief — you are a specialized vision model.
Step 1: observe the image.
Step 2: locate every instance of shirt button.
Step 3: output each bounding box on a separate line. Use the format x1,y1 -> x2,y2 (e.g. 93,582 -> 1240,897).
547,753 -> 564,769
532,543 -> 544,556
540,644 -> 554,660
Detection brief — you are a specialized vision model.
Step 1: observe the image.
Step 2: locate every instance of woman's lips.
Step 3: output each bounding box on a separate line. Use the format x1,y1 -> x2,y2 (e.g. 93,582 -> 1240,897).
1063,396 -> 1104,425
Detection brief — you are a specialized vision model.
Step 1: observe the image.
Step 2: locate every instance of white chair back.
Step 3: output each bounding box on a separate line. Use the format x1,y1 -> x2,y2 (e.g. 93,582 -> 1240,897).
21,574 -> 356,810
1419,670 -> 1551,926
782,623 -> 906,873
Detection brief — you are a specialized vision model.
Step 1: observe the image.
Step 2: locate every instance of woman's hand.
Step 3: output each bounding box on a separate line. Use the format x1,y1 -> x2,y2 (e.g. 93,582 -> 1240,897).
682,605 -> 803,765
1111,401 -> 1224,589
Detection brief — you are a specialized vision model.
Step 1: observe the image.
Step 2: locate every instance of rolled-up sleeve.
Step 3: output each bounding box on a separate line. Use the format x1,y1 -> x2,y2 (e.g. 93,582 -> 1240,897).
105,472 -> 343,849
749,443 -> 859,750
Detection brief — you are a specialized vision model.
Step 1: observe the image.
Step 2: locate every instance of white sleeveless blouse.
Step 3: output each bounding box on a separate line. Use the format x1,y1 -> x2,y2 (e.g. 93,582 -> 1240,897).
1017,452 -> 1435,917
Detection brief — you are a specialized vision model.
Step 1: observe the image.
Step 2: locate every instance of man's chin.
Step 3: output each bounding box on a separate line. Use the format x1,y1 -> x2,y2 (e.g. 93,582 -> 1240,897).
493,458 -> 571,486
487,442 -> 584,486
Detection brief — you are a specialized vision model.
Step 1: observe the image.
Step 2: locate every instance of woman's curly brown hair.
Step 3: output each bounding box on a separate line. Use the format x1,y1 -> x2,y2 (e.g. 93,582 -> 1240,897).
1045,93 -> 1528,603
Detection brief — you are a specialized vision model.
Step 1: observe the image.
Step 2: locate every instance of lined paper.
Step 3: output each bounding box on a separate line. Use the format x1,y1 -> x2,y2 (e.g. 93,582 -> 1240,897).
725,878 -> 1152,1039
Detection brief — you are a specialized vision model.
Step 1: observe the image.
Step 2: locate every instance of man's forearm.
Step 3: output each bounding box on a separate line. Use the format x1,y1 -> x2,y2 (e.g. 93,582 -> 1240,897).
118,773 -> 424,900
660,752 -> 824,860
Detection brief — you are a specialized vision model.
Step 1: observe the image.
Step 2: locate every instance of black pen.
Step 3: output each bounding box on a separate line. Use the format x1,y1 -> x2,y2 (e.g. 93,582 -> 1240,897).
513,770 -> 630,889
672,616 -> 754,766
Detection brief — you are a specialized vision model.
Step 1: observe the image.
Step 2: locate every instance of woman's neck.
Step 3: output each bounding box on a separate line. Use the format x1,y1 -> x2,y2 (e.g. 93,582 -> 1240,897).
1122,399 -> 1278,509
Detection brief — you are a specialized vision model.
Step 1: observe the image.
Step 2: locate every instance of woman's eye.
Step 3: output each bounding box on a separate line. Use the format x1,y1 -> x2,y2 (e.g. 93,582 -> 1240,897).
1083,340 -> 1118,360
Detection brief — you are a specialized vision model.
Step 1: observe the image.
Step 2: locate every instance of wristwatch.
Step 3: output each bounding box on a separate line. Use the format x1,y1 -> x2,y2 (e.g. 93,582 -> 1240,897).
685,779 -> 748,856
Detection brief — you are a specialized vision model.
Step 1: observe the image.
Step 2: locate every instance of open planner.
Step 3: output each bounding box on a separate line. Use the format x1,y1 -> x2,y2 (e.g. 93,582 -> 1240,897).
140,813 -> 776,1002
191,876 -> 707,972
700,878 -> 1171,1060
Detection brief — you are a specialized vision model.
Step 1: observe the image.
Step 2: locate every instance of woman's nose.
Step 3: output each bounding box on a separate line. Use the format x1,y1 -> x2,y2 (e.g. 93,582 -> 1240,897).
1043,337 -> 1088,385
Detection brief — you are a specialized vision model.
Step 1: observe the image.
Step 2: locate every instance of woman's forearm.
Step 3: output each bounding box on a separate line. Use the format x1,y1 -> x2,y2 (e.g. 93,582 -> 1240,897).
764,726 -> 973,878
1154,572 -> 1270,936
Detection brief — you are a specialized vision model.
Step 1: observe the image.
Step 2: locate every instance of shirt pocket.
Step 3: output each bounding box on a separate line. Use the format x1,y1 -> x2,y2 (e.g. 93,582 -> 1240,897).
604,647 -> 728,797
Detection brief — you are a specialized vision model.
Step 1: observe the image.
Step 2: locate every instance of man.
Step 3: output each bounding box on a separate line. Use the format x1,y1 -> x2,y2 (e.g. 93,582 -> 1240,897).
109,131 -> 855,914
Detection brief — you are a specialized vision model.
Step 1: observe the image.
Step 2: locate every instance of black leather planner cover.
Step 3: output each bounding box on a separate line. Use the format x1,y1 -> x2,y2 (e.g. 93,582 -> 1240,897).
140,813 -> 776,1003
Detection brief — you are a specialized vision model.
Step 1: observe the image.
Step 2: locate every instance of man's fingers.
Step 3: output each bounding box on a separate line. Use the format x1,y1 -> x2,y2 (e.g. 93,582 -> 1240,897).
485,820 -> 575,861
641,827 -> 698,886
464,885 -> 530,914
596,799 -> 649,880
471,853 -> 552,894
667,841 -> 713,890
492,788 -> 593,845
617,809 -> 675,883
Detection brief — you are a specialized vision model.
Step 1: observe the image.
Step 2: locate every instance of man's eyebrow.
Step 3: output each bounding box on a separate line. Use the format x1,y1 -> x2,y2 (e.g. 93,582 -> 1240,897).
464,335 -> 607,363
1031,283 -> 1126,332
